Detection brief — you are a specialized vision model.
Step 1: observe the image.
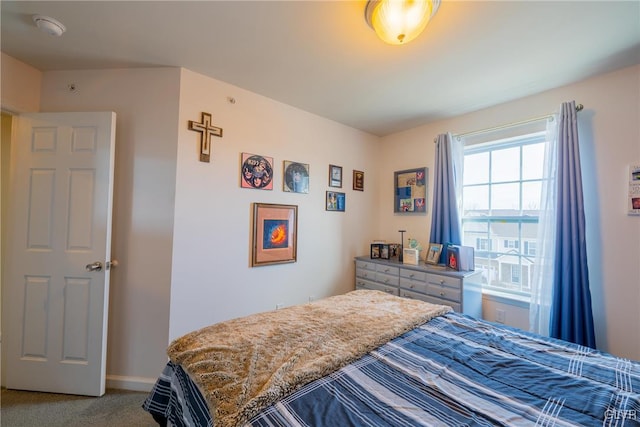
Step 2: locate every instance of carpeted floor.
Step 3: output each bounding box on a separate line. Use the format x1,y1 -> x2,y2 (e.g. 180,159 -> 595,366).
0,388 -> 157,427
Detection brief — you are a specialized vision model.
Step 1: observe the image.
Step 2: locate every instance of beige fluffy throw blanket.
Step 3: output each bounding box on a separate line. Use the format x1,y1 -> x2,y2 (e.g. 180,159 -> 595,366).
167,290 -> 452,427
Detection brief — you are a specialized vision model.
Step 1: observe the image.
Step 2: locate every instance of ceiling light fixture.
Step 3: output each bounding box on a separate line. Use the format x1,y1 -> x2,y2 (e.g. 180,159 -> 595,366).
365,0 -> 440,45
32,14 -> 66,37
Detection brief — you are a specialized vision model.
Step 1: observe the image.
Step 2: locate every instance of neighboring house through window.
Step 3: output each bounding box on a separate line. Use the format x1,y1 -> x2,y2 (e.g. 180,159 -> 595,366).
461,129 -> 546,299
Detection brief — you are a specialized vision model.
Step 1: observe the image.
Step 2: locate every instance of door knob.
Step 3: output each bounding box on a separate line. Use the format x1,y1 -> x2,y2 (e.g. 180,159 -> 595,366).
85,261 -> 103,272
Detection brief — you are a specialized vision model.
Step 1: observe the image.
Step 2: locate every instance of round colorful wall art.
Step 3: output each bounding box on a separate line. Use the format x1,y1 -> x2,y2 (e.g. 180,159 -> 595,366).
241,153 -> 274,190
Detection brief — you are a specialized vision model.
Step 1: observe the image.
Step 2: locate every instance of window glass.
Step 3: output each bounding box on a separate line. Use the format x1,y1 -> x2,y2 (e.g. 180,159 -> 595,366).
491,183 -> 520,211
522,143 -> 544,180
463,152 -> 489,185
522,181 -> 541,211
491,147 -> 520,183
463,185 -> 489,212
462,132 -> 546,298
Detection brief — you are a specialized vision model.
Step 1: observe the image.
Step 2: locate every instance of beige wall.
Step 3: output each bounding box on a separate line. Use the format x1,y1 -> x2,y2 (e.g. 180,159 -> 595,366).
378,65 -> 640,360
1,53 -> 42,113
168,68 -> 380,340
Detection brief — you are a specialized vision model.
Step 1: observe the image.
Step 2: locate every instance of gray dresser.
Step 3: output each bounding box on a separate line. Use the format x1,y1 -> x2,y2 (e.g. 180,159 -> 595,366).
354,256 -> 482,317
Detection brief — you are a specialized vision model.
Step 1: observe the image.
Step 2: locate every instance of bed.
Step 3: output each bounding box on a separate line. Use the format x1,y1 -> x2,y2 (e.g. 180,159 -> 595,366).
143,290 -> 640,426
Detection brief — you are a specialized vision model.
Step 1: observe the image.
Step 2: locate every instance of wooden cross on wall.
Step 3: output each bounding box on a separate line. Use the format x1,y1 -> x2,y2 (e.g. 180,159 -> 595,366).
188,112 -> 223,163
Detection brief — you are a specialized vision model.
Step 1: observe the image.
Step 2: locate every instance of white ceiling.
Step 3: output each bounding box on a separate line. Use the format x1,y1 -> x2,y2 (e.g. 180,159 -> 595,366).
2,1 -> 639,136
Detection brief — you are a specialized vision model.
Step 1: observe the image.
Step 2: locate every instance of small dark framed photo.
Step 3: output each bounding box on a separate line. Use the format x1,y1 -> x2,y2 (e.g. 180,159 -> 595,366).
370,244 -> 381,259
380,244 -> 390,259
353,170 -> 364,191
326,191 -> 345,212
389,243 -> 401,259
329,164 -> 342,188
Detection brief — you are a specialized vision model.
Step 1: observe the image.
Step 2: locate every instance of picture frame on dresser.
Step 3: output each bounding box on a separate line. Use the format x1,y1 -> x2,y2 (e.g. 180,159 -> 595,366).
402,248 -> 419,265
380,244 -> 390,259
370,244 -> 381,259
389,243 -> 401,259
425,243 -> 443,264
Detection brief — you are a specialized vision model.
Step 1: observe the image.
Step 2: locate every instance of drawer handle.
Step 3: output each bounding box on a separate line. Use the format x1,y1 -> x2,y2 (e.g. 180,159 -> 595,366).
410,284 -> 415,289
384,279 -> 389,283
440,280 -> 445,285
409,273 -> 414,278
439,292 -> 445,297
385,289 -> 393,294
384,268 -> 390,272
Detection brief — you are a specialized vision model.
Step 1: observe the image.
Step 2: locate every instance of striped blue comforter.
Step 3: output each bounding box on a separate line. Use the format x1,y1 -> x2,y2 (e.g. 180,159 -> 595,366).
144,312 -> 640,426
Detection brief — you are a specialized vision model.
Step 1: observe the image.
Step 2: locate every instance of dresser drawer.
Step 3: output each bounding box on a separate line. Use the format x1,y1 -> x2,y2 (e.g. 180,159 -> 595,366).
356,260 -> 377,272
356,278 -> 398,296
427,283 -> 461,303
399,290 -> 460,312
426,273 -> 462,291
399,278 -> 428,293
376,264 -> 399,276
375,272 -> 399,286
398,288 -> 430,303
356,268 -> 375,280
400,268 -> 426,281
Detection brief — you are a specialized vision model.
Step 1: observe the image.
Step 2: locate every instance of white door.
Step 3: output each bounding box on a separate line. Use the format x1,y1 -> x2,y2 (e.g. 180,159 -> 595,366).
4,112 -> 116,396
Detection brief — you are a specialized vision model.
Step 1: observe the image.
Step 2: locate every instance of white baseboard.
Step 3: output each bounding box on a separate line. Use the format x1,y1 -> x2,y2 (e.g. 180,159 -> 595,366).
106,374 -> 156,392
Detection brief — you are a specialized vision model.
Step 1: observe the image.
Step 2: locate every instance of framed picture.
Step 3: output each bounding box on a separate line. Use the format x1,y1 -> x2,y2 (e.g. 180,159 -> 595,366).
394,167 -> 428,213
326,191 -> 345,212
251,203 -> 297,267
403,248 -> 419,265
425,243 -> 443,264
241,153 -> 274,190
283,160 -> 309,193
353,170 -> 364,191
447,245 -> 460,271
370,243 -> 381,259
329,164 -> 342,188
380,244 -> 390,260
389,243 -> 401,259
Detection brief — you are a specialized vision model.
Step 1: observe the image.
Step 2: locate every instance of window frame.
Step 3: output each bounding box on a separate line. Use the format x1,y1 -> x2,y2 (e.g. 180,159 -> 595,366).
461,131 -> 546,299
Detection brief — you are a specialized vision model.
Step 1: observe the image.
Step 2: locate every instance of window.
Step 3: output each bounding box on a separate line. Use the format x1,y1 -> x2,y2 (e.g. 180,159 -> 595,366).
504,239 -> 519,249
524,241 -> 536,256
476,238 -> 491,251
461,131 -> 546,298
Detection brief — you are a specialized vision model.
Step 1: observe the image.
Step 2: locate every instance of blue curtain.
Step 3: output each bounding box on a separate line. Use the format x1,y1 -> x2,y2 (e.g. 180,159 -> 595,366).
549,101 -> 596,348
429,133 -> 462,264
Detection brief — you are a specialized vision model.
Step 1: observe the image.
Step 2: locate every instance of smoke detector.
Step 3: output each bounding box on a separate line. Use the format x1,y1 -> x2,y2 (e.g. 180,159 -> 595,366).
32,15 -> 66,37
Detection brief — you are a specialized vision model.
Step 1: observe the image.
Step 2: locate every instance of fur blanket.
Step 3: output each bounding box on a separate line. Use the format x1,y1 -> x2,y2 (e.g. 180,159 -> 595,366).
167,290 -> 452,427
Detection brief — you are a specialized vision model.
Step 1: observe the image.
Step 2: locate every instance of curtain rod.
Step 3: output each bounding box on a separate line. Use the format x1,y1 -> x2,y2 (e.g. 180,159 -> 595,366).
436,103 -> 584,142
